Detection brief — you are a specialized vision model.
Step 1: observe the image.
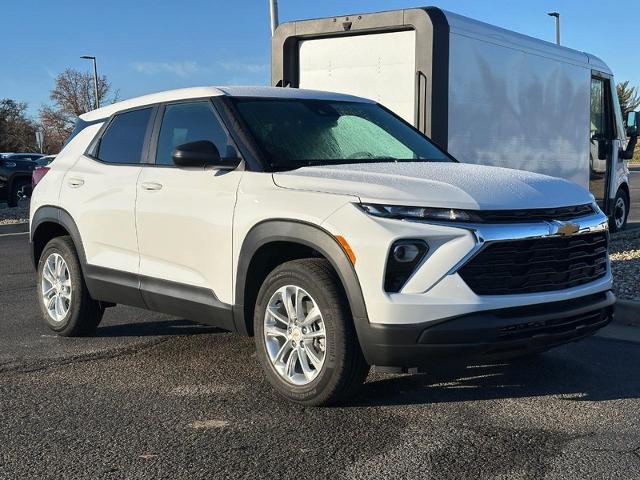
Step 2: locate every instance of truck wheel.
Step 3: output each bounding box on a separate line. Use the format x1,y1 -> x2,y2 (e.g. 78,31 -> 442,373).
609,189 -> 629,232
37,236 -> 104,336
254,258 -> 369,406
8,179 -> 29,208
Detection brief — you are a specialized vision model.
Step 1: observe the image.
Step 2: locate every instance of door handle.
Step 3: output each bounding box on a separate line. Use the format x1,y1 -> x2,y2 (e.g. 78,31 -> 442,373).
141,181 -> 163,191
67,177 -> 84,187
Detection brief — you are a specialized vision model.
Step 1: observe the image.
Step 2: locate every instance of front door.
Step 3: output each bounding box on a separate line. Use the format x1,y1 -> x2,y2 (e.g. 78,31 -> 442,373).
589,75 -> 614,210
135,100 -> 243,312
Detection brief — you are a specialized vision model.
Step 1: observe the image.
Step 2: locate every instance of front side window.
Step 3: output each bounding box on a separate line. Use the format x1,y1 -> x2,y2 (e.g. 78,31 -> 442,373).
97,107 -> 152,164
155,101 -> 232,166
232,99 -> 450,170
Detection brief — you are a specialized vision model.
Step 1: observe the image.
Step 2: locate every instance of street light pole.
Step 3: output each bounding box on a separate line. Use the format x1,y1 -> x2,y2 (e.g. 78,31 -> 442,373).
269,0 -> 279,36
80,55 -> 100,109
547,12 -> 560,45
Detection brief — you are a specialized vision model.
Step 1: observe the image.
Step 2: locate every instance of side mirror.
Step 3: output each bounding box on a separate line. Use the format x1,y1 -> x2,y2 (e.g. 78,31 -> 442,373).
172,141 -> 241,170
625,111 -> 639,137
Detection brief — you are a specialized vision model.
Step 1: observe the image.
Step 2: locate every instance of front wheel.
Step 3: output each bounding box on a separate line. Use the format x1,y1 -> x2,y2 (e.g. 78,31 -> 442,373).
254,259 -> 369,406
609,189 -> 629,232
37,236 -> 104,336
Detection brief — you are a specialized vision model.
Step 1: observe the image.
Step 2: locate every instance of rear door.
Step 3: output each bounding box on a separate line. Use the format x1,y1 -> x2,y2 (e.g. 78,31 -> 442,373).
59,107 -> 154,297
135,99 -> 243,310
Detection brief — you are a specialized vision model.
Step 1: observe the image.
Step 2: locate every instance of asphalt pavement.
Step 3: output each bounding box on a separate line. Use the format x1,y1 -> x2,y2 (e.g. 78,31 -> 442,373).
1,232 -> 640,479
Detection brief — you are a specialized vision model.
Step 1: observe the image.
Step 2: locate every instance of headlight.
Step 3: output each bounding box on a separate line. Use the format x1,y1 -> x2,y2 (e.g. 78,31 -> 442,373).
359,203 -> 482,222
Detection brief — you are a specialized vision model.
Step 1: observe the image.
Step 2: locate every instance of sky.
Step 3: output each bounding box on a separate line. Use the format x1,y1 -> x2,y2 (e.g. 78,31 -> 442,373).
2,0 -> 639,118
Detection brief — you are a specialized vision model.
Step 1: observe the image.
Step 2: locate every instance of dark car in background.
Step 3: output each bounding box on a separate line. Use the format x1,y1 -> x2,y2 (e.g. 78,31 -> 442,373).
0,153 -> 45,207
4,153 -> 45,162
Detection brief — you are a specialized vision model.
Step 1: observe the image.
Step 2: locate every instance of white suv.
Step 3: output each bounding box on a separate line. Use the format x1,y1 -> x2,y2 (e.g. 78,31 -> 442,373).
30,86 -> 614,405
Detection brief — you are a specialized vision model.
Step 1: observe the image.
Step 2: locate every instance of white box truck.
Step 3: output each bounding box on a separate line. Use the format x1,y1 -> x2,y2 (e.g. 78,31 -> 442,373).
272,7 -> 638,231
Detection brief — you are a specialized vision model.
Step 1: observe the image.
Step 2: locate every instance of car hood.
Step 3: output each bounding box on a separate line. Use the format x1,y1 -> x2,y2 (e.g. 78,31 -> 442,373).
272,162 -> 594,210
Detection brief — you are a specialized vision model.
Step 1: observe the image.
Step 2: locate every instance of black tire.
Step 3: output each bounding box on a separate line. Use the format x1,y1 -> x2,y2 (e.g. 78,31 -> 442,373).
254,258 -> 369,406
609,188 -> 629,232
37,236 -> 103,336
8,178 -> 29,208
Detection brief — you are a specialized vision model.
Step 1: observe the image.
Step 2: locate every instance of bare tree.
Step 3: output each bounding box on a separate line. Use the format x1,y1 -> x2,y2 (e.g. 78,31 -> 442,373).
0,99 -> 37,151
50,68 -> 116,117
39,106 -> 72,154
39,68 -> 118,153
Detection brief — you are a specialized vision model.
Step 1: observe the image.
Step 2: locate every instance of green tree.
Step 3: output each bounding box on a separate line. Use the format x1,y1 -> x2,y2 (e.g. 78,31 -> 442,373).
0,99 -> 37,152
616,80 -> 640,116
616,81 -> 640,162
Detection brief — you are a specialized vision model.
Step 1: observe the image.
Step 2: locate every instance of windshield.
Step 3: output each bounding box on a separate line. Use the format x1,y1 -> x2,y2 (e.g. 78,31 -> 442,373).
232,99 -> 451,170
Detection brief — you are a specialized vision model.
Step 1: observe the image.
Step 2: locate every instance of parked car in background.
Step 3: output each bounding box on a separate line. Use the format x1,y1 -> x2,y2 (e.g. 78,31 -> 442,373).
0,152 -> 15,159
0,153 -> 43,207
4,153 -> 45,162
35,155 -> 55,166
30,86 -> 613,406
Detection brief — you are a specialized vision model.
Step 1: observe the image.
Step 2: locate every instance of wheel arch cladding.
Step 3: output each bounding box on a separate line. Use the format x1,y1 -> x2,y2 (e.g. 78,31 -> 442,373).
234,220 -> 369,338
31,206 -> 87,271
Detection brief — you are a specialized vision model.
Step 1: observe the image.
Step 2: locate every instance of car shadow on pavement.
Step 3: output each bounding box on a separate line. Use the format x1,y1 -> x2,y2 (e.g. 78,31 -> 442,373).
347,341 -> 640,407
95,319 -> 226,337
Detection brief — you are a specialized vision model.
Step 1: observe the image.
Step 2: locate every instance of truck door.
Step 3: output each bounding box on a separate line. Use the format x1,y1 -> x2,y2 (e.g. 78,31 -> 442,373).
589,75 -> 615,210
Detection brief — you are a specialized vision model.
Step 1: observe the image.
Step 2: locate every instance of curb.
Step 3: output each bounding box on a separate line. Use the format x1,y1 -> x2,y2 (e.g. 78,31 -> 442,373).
615,299 -> 640,327
0,222 -> 28,235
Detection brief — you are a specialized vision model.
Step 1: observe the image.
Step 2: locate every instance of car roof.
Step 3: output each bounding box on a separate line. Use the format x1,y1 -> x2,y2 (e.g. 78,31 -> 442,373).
79,86 -> 374,122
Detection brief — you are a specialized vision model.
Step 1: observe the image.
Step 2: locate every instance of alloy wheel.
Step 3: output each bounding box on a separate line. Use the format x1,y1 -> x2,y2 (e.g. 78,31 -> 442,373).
41,253 -> 72,322
263,285 -> 327,386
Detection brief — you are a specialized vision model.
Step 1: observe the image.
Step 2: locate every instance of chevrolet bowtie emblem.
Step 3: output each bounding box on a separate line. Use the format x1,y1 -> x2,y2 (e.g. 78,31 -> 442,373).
549,220 -> 580,236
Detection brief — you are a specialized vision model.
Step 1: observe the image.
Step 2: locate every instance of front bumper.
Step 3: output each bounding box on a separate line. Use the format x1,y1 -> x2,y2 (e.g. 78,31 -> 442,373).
358,291 -> 615,368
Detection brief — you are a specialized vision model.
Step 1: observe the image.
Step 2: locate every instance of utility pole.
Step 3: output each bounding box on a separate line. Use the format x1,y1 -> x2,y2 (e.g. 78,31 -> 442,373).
80,55 -> 100,109
547,12 -> 560,45
269,0 -> 279,36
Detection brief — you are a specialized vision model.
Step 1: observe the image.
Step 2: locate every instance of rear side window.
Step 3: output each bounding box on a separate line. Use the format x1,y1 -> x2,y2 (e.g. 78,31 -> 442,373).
97,108 -> 152,164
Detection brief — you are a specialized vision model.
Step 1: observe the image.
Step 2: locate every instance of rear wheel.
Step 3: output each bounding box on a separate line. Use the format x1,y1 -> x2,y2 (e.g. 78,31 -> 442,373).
37,236 -> 103,336
609,188 -> 629,232
254,258 -> 369,406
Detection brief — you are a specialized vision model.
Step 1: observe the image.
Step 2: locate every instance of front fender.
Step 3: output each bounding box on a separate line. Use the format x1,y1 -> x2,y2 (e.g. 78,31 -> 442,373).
234,219 -> 369,337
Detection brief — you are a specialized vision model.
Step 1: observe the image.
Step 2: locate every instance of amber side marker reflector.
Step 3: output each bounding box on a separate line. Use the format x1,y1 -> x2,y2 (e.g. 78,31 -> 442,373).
335,235 -> 356,265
